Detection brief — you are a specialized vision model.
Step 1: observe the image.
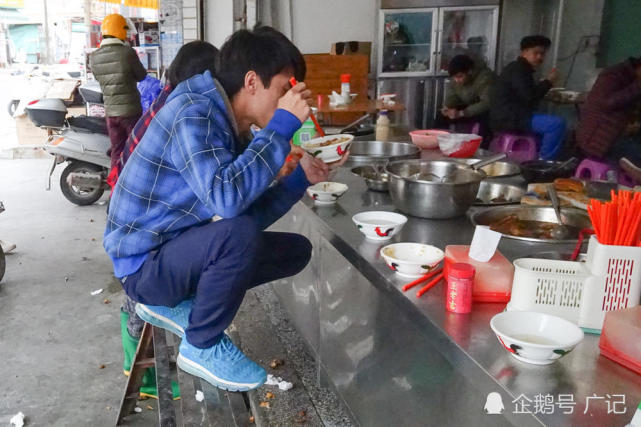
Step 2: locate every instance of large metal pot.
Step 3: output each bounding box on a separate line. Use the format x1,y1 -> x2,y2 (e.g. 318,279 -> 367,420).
346,140 -> 420,166
452,157 -> 521,178
385,160 -> 486,219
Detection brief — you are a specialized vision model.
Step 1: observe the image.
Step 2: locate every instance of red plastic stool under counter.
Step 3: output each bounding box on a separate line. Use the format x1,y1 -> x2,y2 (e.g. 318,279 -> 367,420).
444,245 -> 514,303
599,306 -> 641,376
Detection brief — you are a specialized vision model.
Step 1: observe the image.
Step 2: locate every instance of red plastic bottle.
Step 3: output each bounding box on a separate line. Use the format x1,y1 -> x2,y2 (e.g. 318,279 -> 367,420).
446,263 -> 475,314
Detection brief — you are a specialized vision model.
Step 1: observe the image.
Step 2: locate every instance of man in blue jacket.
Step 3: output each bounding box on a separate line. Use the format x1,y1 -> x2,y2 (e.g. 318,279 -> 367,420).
104,28 -> 340,391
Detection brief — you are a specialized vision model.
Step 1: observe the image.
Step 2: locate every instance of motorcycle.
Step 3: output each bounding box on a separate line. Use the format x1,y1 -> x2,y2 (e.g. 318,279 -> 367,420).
24,83 -> 111,206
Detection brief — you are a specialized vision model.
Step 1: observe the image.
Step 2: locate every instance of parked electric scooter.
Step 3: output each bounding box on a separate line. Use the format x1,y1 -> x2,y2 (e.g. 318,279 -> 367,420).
24,84 -> 111,206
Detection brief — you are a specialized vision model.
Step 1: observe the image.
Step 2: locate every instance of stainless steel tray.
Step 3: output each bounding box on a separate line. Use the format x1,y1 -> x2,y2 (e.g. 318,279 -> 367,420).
474,181 -> 525,206
345,141 -> 420,166
470,206 -> 592,243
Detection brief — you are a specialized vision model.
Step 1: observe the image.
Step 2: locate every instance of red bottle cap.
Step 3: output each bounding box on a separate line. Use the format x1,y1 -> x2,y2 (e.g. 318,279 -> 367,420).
340,73 -> 351,83
449,263 -> 475,279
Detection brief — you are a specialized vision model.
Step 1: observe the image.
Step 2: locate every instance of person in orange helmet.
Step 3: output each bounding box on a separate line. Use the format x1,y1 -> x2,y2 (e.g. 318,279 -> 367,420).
90,14 -> 147,171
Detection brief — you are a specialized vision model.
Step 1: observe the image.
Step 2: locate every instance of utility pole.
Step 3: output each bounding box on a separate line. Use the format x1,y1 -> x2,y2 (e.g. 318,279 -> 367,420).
43,0 -> 51,64
84,0 -> 92,49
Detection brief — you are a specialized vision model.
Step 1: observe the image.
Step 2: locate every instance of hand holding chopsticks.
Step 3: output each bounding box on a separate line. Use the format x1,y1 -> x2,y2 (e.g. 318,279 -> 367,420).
289,77 -> 325,137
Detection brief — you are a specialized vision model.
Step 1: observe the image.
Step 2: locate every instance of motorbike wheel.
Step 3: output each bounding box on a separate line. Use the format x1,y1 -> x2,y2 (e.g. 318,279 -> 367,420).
7,100 -> 19,117
0,245 -> 5,283
60,161 -> 106,206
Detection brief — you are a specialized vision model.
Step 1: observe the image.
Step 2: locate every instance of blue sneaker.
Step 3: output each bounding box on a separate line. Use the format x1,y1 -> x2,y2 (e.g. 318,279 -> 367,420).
135,299 -> 193,338
177,335 -> 266,392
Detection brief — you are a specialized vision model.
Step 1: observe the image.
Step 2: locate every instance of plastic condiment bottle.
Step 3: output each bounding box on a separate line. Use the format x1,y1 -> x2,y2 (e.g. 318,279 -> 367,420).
375,110 -> 390,142
446,263 -> 475,314
340,73 -> 351,98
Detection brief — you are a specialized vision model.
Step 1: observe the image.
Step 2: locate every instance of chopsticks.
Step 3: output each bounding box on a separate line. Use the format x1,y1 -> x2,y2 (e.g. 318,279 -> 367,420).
289,77 -> 325,137
587,190 -> 641,246
416,273 -> 445,298
402,266 -> 443,291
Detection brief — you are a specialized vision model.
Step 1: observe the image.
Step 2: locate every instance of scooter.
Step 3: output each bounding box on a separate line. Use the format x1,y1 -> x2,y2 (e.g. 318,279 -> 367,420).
24,87 -> 111,206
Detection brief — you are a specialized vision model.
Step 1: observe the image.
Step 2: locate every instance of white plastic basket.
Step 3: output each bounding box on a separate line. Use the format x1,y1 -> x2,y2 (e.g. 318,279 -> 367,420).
578,235 -> 641,331
506,258 -> 590,323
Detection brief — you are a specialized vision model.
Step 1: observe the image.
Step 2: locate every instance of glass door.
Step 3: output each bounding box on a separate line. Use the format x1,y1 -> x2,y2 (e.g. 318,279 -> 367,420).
436,6 -> 499,75
377,8 -> 438,78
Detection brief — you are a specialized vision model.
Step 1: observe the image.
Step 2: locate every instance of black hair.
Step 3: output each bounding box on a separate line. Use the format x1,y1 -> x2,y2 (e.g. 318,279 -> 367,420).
215,27 -> 306,99
166,40 -> 219,87
520,35 -> 552,51
448,55 -> 475,76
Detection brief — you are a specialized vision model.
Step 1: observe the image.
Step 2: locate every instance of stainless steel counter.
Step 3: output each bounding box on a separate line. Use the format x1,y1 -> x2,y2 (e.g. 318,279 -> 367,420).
269,166 -> 641,427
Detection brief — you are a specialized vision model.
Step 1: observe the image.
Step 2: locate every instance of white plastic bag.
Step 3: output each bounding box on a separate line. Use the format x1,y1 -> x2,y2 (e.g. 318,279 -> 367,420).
437,133 -> 480,155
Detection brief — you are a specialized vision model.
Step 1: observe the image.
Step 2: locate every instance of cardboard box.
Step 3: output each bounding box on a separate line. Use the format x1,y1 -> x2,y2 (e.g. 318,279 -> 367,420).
15,115 -> 49,146
330,41 -> 372,57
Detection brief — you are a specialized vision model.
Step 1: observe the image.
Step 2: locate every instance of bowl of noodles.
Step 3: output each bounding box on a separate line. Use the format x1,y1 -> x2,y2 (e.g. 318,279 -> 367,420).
301,134 -> 354,163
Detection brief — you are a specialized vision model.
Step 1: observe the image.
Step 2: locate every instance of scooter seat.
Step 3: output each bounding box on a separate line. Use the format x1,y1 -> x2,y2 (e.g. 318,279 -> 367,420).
68,115 -> 108,135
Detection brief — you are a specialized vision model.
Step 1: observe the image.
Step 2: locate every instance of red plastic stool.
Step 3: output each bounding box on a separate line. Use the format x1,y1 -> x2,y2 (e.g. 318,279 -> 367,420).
489,132 -> 538,163
574,158 -> 613,181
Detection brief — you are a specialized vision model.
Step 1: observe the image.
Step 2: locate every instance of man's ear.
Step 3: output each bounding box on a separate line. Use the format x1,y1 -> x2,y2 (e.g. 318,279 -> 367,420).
244,71 -> 258,95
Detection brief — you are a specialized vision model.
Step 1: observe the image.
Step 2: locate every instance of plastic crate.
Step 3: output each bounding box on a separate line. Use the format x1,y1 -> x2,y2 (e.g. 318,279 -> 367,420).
506,258 -> 590,323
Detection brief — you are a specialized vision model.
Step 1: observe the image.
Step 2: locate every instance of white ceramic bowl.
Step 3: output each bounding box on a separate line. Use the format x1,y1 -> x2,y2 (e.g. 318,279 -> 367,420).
301,134 -> 354,163
490,311 -> 584,365
379,242 -> 444,278
306,182 -> 348,205
352,211 -> 407,241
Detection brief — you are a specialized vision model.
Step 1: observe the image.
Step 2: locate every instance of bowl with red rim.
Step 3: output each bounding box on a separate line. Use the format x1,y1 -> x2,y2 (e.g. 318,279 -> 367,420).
301,134 -> 353,163
352,211 -> 407,241
409,129 -> 449,149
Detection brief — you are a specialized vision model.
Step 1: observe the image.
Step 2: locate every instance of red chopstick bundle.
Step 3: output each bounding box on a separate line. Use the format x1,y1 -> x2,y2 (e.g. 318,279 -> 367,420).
587,190 -> 641,247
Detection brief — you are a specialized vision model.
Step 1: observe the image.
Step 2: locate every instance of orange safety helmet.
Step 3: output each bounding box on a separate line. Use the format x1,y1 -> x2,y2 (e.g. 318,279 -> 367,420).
101,14 -> 128,41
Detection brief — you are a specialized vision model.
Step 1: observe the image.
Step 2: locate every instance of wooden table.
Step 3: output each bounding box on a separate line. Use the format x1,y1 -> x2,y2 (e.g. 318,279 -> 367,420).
315,99 -> 406,126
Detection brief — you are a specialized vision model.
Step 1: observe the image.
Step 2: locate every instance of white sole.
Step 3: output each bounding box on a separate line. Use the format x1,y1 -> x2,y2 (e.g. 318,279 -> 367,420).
136,304 -> 185,337
176,353 -> 264,392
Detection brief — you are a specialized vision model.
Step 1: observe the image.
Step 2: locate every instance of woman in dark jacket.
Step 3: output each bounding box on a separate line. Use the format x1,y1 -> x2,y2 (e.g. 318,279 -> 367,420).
576,57 -> 641,159
490,35 -> 565,159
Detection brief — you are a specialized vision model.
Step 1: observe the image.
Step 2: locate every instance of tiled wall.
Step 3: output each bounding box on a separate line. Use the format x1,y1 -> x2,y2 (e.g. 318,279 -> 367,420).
182,0 -> 198,42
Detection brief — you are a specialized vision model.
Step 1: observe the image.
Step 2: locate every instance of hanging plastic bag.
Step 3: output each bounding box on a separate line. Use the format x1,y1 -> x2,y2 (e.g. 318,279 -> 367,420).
137,75 -> 162,113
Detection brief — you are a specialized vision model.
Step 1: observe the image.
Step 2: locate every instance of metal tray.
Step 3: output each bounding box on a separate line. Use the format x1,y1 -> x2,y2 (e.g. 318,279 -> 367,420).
474,181 -> 525,206
345,141 -> 420,166
470,206 -> 592,243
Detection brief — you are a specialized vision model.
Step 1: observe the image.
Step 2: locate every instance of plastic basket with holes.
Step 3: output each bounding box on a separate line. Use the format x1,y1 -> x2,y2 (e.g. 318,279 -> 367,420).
577,235 -> 641,332
506,258 -> 590,324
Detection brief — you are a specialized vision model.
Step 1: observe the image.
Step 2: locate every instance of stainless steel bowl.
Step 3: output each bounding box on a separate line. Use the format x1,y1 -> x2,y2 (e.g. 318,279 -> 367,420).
351,166 -> 389,192
453,158 -> 521,178
474,181 -> 525,206
471,206 -> 592,243
346,141 -> 421,166
386,160 -> 486,219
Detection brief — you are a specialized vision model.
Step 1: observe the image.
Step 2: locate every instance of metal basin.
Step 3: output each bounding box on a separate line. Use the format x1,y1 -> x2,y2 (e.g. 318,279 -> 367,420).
453,158 -> 521,178
471,206 -> 592,243
474,181 -> 525,206
346,141 -> 420,166
386,160 -> 485,219
351,166 -> 390,192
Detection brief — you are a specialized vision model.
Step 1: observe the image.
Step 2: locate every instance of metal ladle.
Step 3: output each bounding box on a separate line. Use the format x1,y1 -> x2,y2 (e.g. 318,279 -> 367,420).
547,184 -> 569,239
408,153 -> 507,183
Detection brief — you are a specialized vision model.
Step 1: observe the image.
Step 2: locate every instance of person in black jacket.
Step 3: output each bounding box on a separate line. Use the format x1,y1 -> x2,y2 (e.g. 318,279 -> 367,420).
490,35 -> 565,159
